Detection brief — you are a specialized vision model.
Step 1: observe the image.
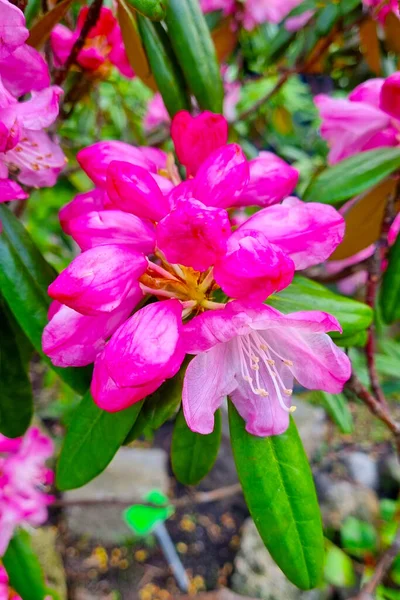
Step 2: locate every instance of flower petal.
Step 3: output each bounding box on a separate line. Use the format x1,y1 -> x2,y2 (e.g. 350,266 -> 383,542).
50,24 -> 77,67
238,197 -> 345,269
349,78 -> 385,107
16,87 -> 63,130
0,0 -> 29,60
68,210 -> 156,253
59,189 -> 107,234
48,245 -> 146,315
0,45 -> 50,97
0,179 -> 27,202
380,72 -> 400,120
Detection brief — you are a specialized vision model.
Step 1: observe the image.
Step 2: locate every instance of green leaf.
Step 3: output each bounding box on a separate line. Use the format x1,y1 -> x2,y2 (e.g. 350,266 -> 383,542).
311,391 -> 354,434
0,298 -> 33,438
267,275 -> 373,342
3,529 -> 58,600
27,0 -> 74,48
171,409 -> 222,486
304,148 -> 400,205
229,403 -> 324,590
380,232 -> 400,324
316,4 -> 340,36
341,517 -> 378,558
324,540 -> 356,588
56,392 -> 144,490
0,205 -> 90,394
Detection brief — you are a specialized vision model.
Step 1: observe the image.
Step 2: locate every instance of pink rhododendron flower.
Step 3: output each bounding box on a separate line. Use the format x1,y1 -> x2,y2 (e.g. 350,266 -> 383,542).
285,9 -> 315,31
144,93 -> 171,133
315,77 -> 400,164
0,565 -> 21,600
380,72 -> 400,120
362,0 -> 399,23
200,0 -> 235,16
0,428 -> 54,556
51,7 -> 134,78
0,0 -> 28,60
182,302 -> 351,436
242,0 -> 305,30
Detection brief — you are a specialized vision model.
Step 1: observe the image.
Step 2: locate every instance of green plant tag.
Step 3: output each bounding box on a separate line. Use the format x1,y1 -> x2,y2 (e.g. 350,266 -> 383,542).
123,490 -> 174,536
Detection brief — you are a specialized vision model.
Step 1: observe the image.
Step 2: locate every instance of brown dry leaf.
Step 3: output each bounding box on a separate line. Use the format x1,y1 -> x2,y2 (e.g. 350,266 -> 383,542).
329,178 -> 397,261
212,17 -> 238,63
27,0 -> 74,48
117,0 -> 157,91
359,18 -> 381,75
384,11 -> 400,54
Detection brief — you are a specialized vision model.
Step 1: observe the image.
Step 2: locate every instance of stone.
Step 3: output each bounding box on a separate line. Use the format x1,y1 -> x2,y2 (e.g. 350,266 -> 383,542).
341,452 -> 379,490
378,453 -> 400,497
30,527 -> 67,599
231,519 -> 327,600
292,398 -> 328,459
319,480 -> 379,530
64,447 -> 169,543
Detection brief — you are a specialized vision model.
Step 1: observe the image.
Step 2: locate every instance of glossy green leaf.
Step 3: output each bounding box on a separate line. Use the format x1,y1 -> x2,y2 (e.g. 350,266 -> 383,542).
380,232 -> 400,324
0,205 -> 90,394
125,0 -> 167,20
0,298 -> 33,438
57,392 -> 144,490
311,391 -> 354,434
171,408 -> 222,486
267,276 -> 373,342
304,148 -> 400,205
341,517 -> 378,558
229,403 -> 324,590
3,529 -> 59,600
324,540 -> 356,588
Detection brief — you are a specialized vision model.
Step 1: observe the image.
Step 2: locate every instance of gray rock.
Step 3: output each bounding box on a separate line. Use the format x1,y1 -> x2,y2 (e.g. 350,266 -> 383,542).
292,398 -> 328,459
379,453 -> 400,497
232,519 -> 327,600
320,480 -> 379,529
341,452 -> 379,490
65,447 -> 168,543
30,527 -> 67,599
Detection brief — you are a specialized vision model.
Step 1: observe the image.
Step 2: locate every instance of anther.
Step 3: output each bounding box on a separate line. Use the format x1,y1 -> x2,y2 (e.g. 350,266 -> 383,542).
251,364 -> 259,371
284,360 -> 294,366
289,406 -> 297,413
267,359 -> 275,366
284,389 -> 293,396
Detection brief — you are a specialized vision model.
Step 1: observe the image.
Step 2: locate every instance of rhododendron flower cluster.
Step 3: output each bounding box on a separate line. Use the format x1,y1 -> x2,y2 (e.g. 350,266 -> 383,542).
0,428 -> 54,556
315,74 -> 400,164
0,0 -> 65,211
43,111 -> 351,437
51,6 -> 134,78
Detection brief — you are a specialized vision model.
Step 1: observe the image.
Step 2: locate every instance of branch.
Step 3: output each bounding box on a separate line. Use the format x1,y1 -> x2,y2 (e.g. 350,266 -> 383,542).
350,527 -> 400,600
54,0 -> 104,86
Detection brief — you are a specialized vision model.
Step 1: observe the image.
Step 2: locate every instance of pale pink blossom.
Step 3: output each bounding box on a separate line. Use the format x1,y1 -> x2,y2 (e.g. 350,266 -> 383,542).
242,0 -> 305,30
144,93 -> 171,133
0,0 -> 28,60
182,302 -> 351,436
0,428 -> 54,556
51,7 -> 134,78
200,0 -> 235,16
285,9 -> 314,31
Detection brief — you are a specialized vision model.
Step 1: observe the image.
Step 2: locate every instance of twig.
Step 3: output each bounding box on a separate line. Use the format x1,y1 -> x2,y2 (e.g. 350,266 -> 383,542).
52,483 -> 242,510
54,0 -> 104,86
350,527 -> 400,600
345,374 -> 400,453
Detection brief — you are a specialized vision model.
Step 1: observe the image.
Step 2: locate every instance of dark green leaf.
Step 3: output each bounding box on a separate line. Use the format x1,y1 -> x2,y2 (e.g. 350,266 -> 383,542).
304,148 -> 400,205
0,205 -> 90,394
267,275 -> 373,341
0,298 -> 33,438
3,529 -> 57,600
324,540 -> 356,588
56,392 -> 144,490
171,408 -> 222,486
341,517 -> 378,558
311,391 -> 354,434
316,3 -> 340,35
380,232 -> 400,324
229,403 -> 324,590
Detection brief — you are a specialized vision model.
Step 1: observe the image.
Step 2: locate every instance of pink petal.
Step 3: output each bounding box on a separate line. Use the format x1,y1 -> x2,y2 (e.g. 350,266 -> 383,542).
171,111 -> 228,177
192,144 -> 250,208
77,46 -> 105,71
237,151 -> 299,208
349,78 -> 385,107
50,24 -> 77,67
214,230 -> 295,301
59,189 -> 107,234
103,299 -> 185,388
285,9 -> 314,31
77,141 -> 155,187
42,291 -> 142,367
182,345 -> 237,434
144,93 -> 170,133
238,197 -> 345,269
107,24 -> 135,78
388,212 -> 400,246
0,45 -> 50,97
16,87 -> 63,130
77,6 -> 116,37
139,147 -> 168,170
0,179 -> 27,202
48,245 -> 147,316
0,0 -> 29,60
106,160 -> 170,221
380,72 -> 400,120
68,210 -> 156,253
91,350 -> 161,412
167,180 -> 194,210
156,198 -> 230,271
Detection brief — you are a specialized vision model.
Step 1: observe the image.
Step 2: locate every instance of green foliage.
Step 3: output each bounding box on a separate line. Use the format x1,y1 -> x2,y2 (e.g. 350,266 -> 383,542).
125,0 -> 167,20
341,517 -> 378,558
324,541 -> 356,588
171,409 -> 222,486
229,403 -> 324,590
311,391 -> 354,434
381,232 -> 400,324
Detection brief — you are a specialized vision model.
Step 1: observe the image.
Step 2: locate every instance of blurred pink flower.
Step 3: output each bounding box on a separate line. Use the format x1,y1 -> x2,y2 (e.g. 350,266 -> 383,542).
0,428 -> 54,556
144,93 -> 170,133
381,72 -> 400,120
0,565 -> 21,600
200,0 -> 235,16
362,0 -> 399,23
51,7 -> 134,78
182,302 -> 351,436
242,0 -> 305,30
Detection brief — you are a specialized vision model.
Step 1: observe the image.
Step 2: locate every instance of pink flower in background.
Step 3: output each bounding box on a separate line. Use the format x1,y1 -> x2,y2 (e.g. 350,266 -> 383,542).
242,0 -> 306,30
0,565 -> 21,600
182,302 -> 351,436
51,7 -> 134,78
362,0 -> 399,23
144,93 -> 170,133
315,77 -> 400,164
0,427 -> 54,556
0,0 -> 28,59
381,72 -> 400,120
200,0 -> 235,16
